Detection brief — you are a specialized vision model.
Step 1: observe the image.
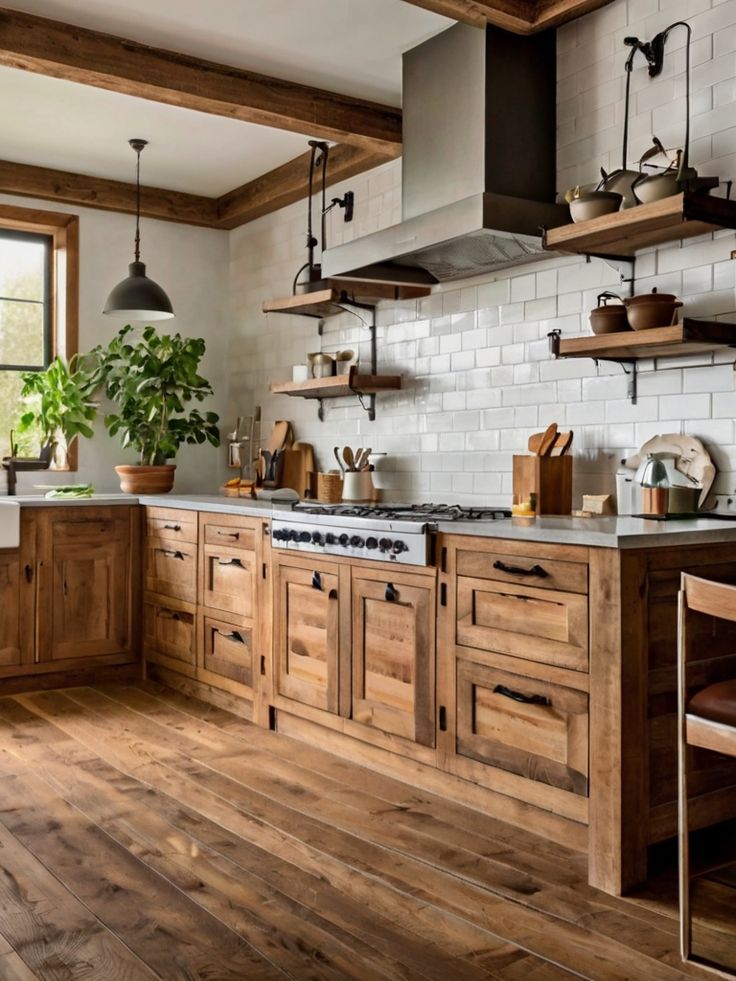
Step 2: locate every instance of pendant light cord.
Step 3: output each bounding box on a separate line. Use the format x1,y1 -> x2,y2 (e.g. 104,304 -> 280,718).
134,144 -> 142,263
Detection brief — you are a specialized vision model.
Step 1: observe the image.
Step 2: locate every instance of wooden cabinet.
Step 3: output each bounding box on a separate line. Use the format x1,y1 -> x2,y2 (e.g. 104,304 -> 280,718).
0,506 -> 139,682
273,556 -> 344,714
437,533 -> 591,837
0,550 -> 26,668
143,507 -> 269,723
351,570 -> 435,746
41,513 -> 131,662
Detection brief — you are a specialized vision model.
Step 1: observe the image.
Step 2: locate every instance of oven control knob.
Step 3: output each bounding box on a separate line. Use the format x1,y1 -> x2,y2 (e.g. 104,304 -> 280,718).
325,533 -> 336,545
392,540 -> 408,554
350,535 -> 364,548
298,531 -> 311,543
366,537 -> 378,550
311,532 -> 323,545
338,534 -> 349,546
272,529 -> 285,541
379,538 -> 392,552
289,529 -> 300,542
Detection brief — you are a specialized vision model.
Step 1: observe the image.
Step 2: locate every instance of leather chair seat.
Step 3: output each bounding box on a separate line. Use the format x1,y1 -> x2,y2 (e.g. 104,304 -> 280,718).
688,679 -> 736,727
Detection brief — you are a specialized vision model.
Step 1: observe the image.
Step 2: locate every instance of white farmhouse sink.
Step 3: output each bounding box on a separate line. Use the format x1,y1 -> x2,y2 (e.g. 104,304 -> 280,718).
0,500 -> 20,548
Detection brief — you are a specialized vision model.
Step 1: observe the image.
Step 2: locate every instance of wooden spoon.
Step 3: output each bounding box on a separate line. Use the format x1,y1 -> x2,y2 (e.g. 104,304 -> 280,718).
537,423 -> 558,457
527,432 -> 544,454
342,446 -> 355,472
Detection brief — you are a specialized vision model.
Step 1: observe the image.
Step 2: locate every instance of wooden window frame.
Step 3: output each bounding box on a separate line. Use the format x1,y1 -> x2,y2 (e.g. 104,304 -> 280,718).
0,204 -> 80,470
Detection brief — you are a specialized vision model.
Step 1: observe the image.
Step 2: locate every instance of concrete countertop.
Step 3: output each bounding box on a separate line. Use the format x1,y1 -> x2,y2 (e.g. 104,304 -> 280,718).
10,494 -> 736,549
436,514 -> 736,549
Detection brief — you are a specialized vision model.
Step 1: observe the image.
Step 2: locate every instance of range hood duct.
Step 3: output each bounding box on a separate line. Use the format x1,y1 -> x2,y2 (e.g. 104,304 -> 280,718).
322,23 -> 569,286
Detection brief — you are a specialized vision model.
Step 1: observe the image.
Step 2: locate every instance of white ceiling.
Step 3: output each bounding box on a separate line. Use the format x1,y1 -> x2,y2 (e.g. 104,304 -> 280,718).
1,1 -> 451,197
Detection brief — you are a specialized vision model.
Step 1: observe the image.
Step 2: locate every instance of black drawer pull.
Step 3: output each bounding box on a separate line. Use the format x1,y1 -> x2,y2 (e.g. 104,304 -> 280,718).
157,608 -> 182,622
163,523 -> 181,532
217,558 -> 243,568
158,548 -> 184,560
24,564 -> 33,584
217,629 -> 245,644
493,560 -> 548,578
312,571 -> 322,590
385,582 -> 398,602
216,530 -> 240,539
328,588 -> 338,600
493,684 -> 550,707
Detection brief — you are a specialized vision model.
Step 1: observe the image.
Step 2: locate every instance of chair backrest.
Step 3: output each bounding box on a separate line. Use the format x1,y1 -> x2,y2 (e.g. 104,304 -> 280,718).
680,573 -> 736,624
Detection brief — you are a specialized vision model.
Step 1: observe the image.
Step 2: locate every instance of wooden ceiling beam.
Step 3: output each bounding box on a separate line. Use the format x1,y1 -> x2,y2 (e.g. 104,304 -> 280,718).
0,159 -> 220,227
0,144 -> 390,231
0,8 -> 402,156
216,144 -> 390,230
401,0 -> 614,32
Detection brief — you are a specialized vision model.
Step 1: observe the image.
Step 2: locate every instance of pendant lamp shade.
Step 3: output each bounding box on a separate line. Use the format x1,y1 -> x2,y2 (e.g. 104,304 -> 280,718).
103,139 -> 174,321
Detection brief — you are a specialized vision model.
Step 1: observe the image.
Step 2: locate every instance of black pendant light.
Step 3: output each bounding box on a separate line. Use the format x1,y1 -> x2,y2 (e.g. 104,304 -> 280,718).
103,138 -> 174,321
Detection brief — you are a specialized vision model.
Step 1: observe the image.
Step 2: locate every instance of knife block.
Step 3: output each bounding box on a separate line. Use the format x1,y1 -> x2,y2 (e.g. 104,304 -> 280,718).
512,454 -> 572,515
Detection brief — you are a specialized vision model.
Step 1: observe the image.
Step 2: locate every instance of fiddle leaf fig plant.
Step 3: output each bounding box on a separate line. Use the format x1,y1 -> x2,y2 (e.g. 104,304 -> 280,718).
17,355 -> 97,455
88,325 -> 220,466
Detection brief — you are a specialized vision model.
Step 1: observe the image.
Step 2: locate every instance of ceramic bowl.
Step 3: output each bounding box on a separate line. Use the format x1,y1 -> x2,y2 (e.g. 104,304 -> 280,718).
569,191 -> 623,223
633,172 -> 680,204
624,292 -> 678,306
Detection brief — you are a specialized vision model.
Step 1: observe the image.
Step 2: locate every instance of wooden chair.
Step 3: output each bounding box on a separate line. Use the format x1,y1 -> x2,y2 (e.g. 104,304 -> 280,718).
678,572 -> 736,976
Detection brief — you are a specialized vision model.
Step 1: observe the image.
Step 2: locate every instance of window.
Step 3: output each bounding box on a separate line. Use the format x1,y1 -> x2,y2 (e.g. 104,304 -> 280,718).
0,206 -> 79,463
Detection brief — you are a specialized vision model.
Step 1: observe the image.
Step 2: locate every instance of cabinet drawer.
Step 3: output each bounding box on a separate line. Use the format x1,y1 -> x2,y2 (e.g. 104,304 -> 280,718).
456,547 -> 587,594
202,615 -> 254,688
145,538 -> 197,603
457,659 -> 588,797
51,515 -> 127,544
201,515 -> 257,551
143,595 -> 195,665
201,545 -> 256,618
457,575 -> 588,672
145,507 -> 198,545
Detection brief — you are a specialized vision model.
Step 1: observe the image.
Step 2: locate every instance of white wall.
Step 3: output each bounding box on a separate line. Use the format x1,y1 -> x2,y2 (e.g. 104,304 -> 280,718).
0,195 -> 230,494
227,0 -> 736,506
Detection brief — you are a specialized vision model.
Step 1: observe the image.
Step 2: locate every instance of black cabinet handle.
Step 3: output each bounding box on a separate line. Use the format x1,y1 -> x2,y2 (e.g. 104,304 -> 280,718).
24,564 -> 33,584
216,530 -> 240,539
217,558 -> 243,567
438,706 -> 447,731
217,629 -> 245,644
385,582 -> 397,602
493,684 -> 550,706
158,548 -> 184,560
492,560 -> 549,578
163,523 -> 181,532
312,571 -> 322,590
157,608 -> 182,622
328,588 -> 338,600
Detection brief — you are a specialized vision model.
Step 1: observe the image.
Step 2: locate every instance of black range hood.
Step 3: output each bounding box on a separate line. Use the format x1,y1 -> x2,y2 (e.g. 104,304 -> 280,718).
322,23 -> 569,286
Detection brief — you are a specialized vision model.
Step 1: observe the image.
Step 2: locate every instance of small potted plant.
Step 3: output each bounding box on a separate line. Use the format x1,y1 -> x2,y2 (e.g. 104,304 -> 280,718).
88,325 -> 220,493
16,355 -> 98,469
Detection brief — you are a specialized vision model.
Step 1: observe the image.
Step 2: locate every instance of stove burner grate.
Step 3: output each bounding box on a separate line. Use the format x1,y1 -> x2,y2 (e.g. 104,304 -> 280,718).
292,502 -> 512,522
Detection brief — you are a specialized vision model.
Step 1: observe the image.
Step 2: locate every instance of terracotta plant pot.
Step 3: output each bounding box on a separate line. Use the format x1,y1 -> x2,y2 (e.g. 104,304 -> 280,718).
114,464 -> 176,494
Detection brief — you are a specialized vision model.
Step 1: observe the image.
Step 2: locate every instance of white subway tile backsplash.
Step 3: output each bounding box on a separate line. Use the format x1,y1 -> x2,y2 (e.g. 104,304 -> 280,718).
227,1 -> 736,505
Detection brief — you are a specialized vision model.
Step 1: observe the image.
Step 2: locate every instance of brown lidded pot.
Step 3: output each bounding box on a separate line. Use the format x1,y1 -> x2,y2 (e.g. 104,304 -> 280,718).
624,289 -> 682,330
589,291 -> 630,335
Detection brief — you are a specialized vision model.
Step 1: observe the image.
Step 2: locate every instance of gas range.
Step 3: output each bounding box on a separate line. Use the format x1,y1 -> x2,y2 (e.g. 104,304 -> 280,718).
271,503 -> 512,567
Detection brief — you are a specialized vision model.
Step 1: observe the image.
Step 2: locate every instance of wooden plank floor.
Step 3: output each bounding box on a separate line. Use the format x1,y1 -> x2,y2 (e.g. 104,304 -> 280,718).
0,683 -> 731,980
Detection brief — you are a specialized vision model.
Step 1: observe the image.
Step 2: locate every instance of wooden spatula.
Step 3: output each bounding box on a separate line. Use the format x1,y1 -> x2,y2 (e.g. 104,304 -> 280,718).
527,432 -> 544,454
537,423 -> 558,457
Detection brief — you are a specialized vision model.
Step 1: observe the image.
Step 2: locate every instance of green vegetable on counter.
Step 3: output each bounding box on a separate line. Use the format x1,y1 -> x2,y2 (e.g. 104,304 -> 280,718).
39,484 -> 95,499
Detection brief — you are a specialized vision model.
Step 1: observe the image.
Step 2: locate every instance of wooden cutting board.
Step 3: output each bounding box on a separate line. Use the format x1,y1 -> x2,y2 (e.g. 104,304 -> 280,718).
280,441 -> 315,498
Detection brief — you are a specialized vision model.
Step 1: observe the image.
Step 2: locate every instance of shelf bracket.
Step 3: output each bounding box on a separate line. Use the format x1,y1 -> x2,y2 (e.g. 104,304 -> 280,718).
595,358 -> 638,404
356,392 -> 376,421
587,254 -> 636,295
317,398 -> 325,422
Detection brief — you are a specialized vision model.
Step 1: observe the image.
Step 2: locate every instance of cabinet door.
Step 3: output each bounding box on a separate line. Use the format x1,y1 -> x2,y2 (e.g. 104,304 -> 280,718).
202,614 -> 255,690
143,595 -> 196,667
274,560 -> 341,713
352,571 -> 435,746
0,552 -> 23,667
145,538 -> 197,604
201,544 -> 256,618
456,659 -> 588,797
46,538 -> 129,660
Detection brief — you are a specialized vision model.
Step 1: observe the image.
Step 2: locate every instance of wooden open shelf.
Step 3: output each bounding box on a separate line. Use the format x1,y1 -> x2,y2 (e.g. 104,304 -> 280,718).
270,367 -> 401,401
554,319 -> 736,361
544,192 -> 736,258
263,280 -> 431,319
